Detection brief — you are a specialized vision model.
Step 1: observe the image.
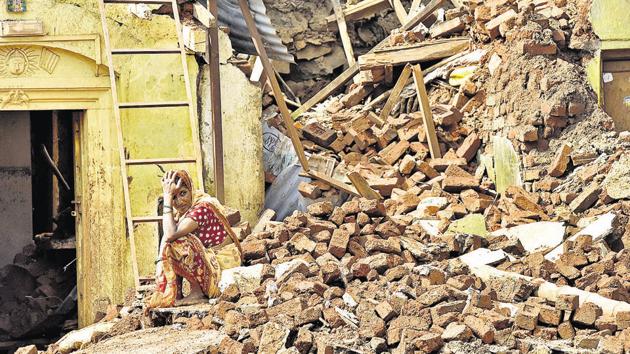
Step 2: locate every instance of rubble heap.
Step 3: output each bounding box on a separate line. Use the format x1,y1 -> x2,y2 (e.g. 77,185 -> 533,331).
0,244 -> 76,342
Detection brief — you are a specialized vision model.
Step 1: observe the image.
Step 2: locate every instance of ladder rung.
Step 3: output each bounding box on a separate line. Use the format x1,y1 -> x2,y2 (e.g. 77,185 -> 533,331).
104,0 -> 171,4
112,48 -> 181,55
125,157 -> 197,165
132,216 -> 162,223
118,101 -> 189,109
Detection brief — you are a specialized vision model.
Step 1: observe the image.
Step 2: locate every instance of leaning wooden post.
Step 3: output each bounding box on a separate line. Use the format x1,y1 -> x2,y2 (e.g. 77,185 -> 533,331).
379,63 -> 412,122
237,0 -> 310,172
389,0 -> 408,24
291,0 -> 446,120
411,64 -> 441,159
330,0 -> 356,66
206,0 -> 225,202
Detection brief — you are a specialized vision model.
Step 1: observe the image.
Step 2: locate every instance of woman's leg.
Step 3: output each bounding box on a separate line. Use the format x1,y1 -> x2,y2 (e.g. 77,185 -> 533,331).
174,275 -> 206,305
175,275 -> 184,300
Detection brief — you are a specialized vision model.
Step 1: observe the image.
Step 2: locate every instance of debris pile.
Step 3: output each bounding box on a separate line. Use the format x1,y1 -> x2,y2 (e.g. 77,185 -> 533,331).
0,244 -> 76,343
262,0 -> 409,99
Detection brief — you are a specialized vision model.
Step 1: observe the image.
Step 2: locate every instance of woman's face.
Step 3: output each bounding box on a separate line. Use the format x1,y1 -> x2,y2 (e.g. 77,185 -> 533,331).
172,185 -> 193,213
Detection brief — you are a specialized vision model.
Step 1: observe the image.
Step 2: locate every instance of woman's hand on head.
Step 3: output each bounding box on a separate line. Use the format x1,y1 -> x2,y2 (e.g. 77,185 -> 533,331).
161,170 -> 182,196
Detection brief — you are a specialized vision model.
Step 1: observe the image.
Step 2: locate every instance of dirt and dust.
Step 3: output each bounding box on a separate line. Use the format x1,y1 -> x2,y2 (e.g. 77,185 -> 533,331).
75,327 -> 223,354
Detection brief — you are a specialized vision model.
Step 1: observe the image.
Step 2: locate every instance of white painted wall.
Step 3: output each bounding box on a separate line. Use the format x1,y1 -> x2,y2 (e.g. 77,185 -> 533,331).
0,112 -> 33,267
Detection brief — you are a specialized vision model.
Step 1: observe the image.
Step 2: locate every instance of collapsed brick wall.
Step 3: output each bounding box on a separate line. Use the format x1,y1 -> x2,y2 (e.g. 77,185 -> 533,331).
263,0 -> 406,100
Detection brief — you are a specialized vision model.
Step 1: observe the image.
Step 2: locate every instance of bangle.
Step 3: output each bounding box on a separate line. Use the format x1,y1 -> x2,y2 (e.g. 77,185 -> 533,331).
163,204 -> 172,209
163,210 -> 172,214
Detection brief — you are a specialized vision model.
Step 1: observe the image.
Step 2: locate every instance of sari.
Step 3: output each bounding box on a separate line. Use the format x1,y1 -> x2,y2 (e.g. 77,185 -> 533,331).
148,190 -> 242,308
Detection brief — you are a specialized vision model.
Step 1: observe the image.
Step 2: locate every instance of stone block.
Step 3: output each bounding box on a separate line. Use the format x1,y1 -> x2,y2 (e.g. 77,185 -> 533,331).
302,122 -> 337,148
456,133 -> 481,162
328,229 -> 350,259
569,183 -> 602,213
573,302 -> 602,326
464,315 -> 494,344
548,143 -> 572,177
298,182 -> 322,199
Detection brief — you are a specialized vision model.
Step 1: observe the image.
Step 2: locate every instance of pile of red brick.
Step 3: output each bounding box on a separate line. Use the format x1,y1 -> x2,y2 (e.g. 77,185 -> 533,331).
218,0 -> 630,352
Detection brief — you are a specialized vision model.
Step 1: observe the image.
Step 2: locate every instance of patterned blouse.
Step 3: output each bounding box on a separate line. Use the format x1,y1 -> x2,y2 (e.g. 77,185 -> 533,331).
183,203 -> 228,247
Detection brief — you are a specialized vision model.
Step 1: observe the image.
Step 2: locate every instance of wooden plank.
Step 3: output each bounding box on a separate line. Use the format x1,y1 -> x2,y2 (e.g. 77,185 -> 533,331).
373,37 -> 466,54
118,101 -> 189,108
237,0 -> 310,172
379,63 -> 412,121
47,237 -> 77,250
192,1 -> 216,28
308,170 -> 360,196
411,64 -> 441,158
111,48 -> 180,54
402,0 -> 445,30
408,0 -> 422,20
358,39 -> 469,70
362,90 -> 391,113
293,0 -> 446,120
52,111 -> 60,217
71,112 -> 85,324
602,60 -> 630,72
132,216 -> 162,223
252,209 -> 276,233
97,0 -> 140,289
347,171 -> 382,199
326,0 -> 391,29
429,17 -> 465,38
331,0 -> 356,66
125,157 -> 197,165
389,0 -> 409,24
207,0 -> 225,203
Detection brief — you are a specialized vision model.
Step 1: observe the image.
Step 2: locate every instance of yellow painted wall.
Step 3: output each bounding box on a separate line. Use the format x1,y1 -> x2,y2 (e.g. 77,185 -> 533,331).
199,31 -> 264,225
590,0 -> 630,41
1,0 -> 263,326
0,0 -> 200,325
587,0 -> 630,103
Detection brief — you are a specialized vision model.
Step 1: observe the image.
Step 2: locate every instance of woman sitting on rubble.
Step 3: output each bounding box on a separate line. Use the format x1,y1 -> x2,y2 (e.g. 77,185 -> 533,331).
148,170 -> 242,308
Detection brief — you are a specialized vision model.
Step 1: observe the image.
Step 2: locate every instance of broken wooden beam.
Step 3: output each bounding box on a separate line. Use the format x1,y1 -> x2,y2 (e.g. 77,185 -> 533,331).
379,63 -> 412,122
331,0 -> 356,66
326,0 -> 391,30
347,171 -> 382,200
237,0 -> 310,172
389,0 -> 409,24
307,170 -> 360,197
358,38 -> 470,71
292,0 -> 446,120
411,64 -> 441,159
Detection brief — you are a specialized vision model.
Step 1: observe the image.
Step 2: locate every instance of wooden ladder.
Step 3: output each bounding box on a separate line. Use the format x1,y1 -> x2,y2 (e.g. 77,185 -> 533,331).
97,0 -> 205,288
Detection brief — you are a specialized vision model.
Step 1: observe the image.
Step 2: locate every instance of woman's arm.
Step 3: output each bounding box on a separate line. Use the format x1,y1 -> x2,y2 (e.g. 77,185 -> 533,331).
164,217 -> 197,243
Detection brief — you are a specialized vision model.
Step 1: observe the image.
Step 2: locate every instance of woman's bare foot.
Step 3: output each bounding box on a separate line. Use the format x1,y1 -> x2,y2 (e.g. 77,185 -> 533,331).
174,288 -> 206,306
